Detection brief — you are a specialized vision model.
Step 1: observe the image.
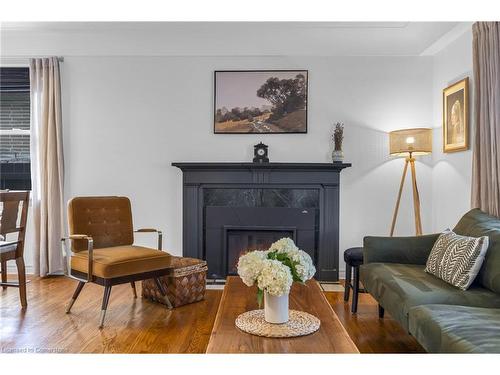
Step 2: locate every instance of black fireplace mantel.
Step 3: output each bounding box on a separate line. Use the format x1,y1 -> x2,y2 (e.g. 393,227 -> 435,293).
172,161 -> 351,281
172,162 -> 351,170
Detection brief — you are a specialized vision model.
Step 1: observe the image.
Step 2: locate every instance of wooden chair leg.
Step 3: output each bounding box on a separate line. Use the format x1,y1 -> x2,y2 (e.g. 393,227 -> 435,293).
343,264 -> 352,302
99,286 -> 112,328
351,266 -> 360,314
66,281 -> 85,313
15,257 -> 27,308
154,277 -> 173,309
378,304 -> 385,319
1,261 -> 7,290
130,281 -> 137,298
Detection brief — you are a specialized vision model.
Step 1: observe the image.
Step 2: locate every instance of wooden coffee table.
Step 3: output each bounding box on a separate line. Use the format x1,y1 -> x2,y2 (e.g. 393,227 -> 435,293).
206,276 -> 359,353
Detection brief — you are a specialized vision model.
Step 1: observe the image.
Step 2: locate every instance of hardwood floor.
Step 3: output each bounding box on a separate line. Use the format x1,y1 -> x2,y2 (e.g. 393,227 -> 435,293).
326,291 -> 424,353
1,276 -> 220,353
0,276 -> 423,353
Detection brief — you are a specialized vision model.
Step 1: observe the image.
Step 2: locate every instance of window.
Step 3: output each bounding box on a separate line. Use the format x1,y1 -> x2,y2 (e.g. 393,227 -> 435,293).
0,67 -> 31,190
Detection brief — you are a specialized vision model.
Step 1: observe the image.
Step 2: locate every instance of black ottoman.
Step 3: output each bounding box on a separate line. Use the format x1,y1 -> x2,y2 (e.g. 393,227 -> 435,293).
343,247 -> 364,313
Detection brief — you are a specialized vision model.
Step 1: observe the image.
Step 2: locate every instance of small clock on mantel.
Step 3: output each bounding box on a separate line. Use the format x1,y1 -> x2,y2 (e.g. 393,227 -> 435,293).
253,142 -> 269,163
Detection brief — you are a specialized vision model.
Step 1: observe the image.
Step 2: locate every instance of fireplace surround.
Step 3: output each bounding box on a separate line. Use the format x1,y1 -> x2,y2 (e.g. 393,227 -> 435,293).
172,162 -> 351,281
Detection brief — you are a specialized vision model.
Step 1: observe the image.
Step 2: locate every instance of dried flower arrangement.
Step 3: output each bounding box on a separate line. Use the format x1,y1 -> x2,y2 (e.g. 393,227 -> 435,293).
332,122 -> 344,151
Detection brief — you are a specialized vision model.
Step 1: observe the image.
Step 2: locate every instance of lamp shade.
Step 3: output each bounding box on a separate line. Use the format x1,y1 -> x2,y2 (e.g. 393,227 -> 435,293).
389,128 -> 432,157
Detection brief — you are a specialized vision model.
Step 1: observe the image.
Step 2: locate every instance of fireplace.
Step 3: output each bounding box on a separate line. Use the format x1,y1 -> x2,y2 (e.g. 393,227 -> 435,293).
226,229 -> 294,276
205,204 -> 316,279
172,162 -> 351,281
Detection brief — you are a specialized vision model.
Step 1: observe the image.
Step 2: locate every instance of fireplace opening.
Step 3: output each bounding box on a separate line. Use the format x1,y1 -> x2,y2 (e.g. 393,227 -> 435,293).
225,228 -> 295,276
205,206 -> 316,279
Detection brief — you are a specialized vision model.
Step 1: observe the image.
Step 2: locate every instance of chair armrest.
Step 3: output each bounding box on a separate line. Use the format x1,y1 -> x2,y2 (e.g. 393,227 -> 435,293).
363,233 -> 440,265
61,235 -> 94,282
67,234 -> 92,240
134,228 -> 159,233
134,228 -> 163,250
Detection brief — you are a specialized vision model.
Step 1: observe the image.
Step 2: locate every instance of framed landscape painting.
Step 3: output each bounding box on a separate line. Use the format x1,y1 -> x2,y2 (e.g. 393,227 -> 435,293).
214,70 -> 308,134
443,77 -> 469,153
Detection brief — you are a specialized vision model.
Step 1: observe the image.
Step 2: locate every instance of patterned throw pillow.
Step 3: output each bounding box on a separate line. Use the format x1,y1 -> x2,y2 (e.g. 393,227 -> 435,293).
425,229 -> 489,290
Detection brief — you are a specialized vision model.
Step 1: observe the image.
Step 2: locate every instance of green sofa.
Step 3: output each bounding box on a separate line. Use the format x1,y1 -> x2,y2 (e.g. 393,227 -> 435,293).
360,209 -> 500,353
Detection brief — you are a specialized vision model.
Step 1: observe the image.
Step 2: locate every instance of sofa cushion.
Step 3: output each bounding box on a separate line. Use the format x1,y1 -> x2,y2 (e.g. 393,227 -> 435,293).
425,229 -> 489,290
409,304 -> 500,353
71,245 -> 173,278
454,209 -> 500,293
360,263 -> 500,329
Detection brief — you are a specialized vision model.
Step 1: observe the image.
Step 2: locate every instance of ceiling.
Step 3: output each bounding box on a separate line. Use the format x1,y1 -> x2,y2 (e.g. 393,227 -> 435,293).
0,22 -> 466,56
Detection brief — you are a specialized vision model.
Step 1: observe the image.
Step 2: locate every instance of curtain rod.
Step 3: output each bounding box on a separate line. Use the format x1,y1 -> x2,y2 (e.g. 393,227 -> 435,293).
1,56 -> 64,62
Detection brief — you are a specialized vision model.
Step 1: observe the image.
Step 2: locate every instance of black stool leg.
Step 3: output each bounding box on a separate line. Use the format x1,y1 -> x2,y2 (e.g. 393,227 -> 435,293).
343,264 -> 352,302
351,266 -> 360,313
378,304 -> 385,319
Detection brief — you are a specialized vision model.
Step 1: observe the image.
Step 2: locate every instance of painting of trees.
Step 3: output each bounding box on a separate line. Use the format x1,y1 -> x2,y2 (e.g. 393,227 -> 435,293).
214,70 -> 308,133
256,74 -> 306,120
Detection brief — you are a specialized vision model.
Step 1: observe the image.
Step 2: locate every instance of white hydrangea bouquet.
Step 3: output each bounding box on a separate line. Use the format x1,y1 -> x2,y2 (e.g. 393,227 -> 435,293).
237,238 -> 316,323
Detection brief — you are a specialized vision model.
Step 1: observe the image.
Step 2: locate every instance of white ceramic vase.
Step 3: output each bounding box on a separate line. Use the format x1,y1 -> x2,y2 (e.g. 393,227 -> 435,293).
332,149 -> 344,162
264,292 -> 289,324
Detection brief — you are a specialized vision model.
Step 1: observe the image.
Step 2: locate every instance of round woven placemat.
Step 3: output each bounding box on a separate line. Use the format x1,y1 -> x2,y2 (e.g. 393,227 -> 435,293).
235,309 -> 320,338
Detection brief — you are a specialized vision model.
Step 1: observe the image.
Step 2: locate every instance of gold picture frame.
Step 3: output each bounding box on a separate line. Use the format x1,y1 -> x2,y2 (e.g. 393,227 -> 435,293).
443,77 -> 469,153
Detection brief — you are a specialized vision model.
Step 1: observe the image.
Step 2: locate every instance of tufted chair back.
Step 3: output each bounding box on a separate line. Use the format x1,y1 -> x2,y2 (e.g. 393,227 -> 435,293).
68,196 -> 134,252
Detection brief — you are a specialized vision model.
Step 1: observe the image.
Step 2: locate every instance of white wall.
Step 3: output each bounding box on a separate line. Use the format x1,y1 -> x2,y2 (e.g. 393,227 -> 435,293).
3,40 -> 450,277
57,55 -> 432,278
431,30 -> 473,232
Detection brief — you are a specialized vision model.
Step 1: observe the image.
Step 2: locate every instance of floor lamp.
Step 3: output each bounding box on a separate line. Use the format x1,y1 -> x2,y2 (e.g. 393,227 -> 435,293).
389,128 -> 432,236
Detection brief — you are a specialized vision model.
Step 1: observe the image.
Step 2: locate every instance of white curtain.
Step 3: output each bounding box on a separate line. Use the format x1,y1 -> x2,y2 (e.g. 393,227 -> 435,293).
29,57 -> 65,276
471,22 -> 500,217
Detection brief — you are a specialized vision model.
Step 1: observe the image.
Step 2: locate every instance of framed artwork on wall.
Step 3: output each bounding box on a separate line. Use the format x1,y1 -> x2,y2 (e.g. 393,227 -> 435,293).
214,70 -> 308,134
443,77 -> 469,153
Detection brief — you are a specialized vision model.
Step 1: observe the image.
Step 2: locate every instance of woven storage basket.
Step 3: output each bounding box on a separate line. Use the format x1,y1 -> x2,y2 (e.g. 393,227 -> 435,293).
142,257 -> 207,307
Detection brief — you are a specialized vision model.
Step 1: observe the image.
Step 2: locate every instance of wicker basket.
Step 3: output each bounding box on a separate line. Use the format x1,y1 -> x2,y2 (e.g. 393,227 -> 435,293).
142,257 -> 207,307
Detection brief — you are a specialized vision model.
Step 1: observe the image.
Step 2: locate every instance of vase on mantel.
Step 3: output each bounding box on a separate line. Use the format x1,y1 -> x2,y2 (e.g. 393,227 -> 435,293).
332,149 -> 344,163
332,122 -> 345,163
264,292 -> 289,324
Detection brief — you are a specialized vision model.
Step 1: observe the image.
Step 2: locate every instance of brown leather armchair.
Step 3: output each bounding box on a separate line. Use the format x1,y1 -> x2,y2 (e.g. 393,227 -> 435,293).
62,196 -> 174,328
